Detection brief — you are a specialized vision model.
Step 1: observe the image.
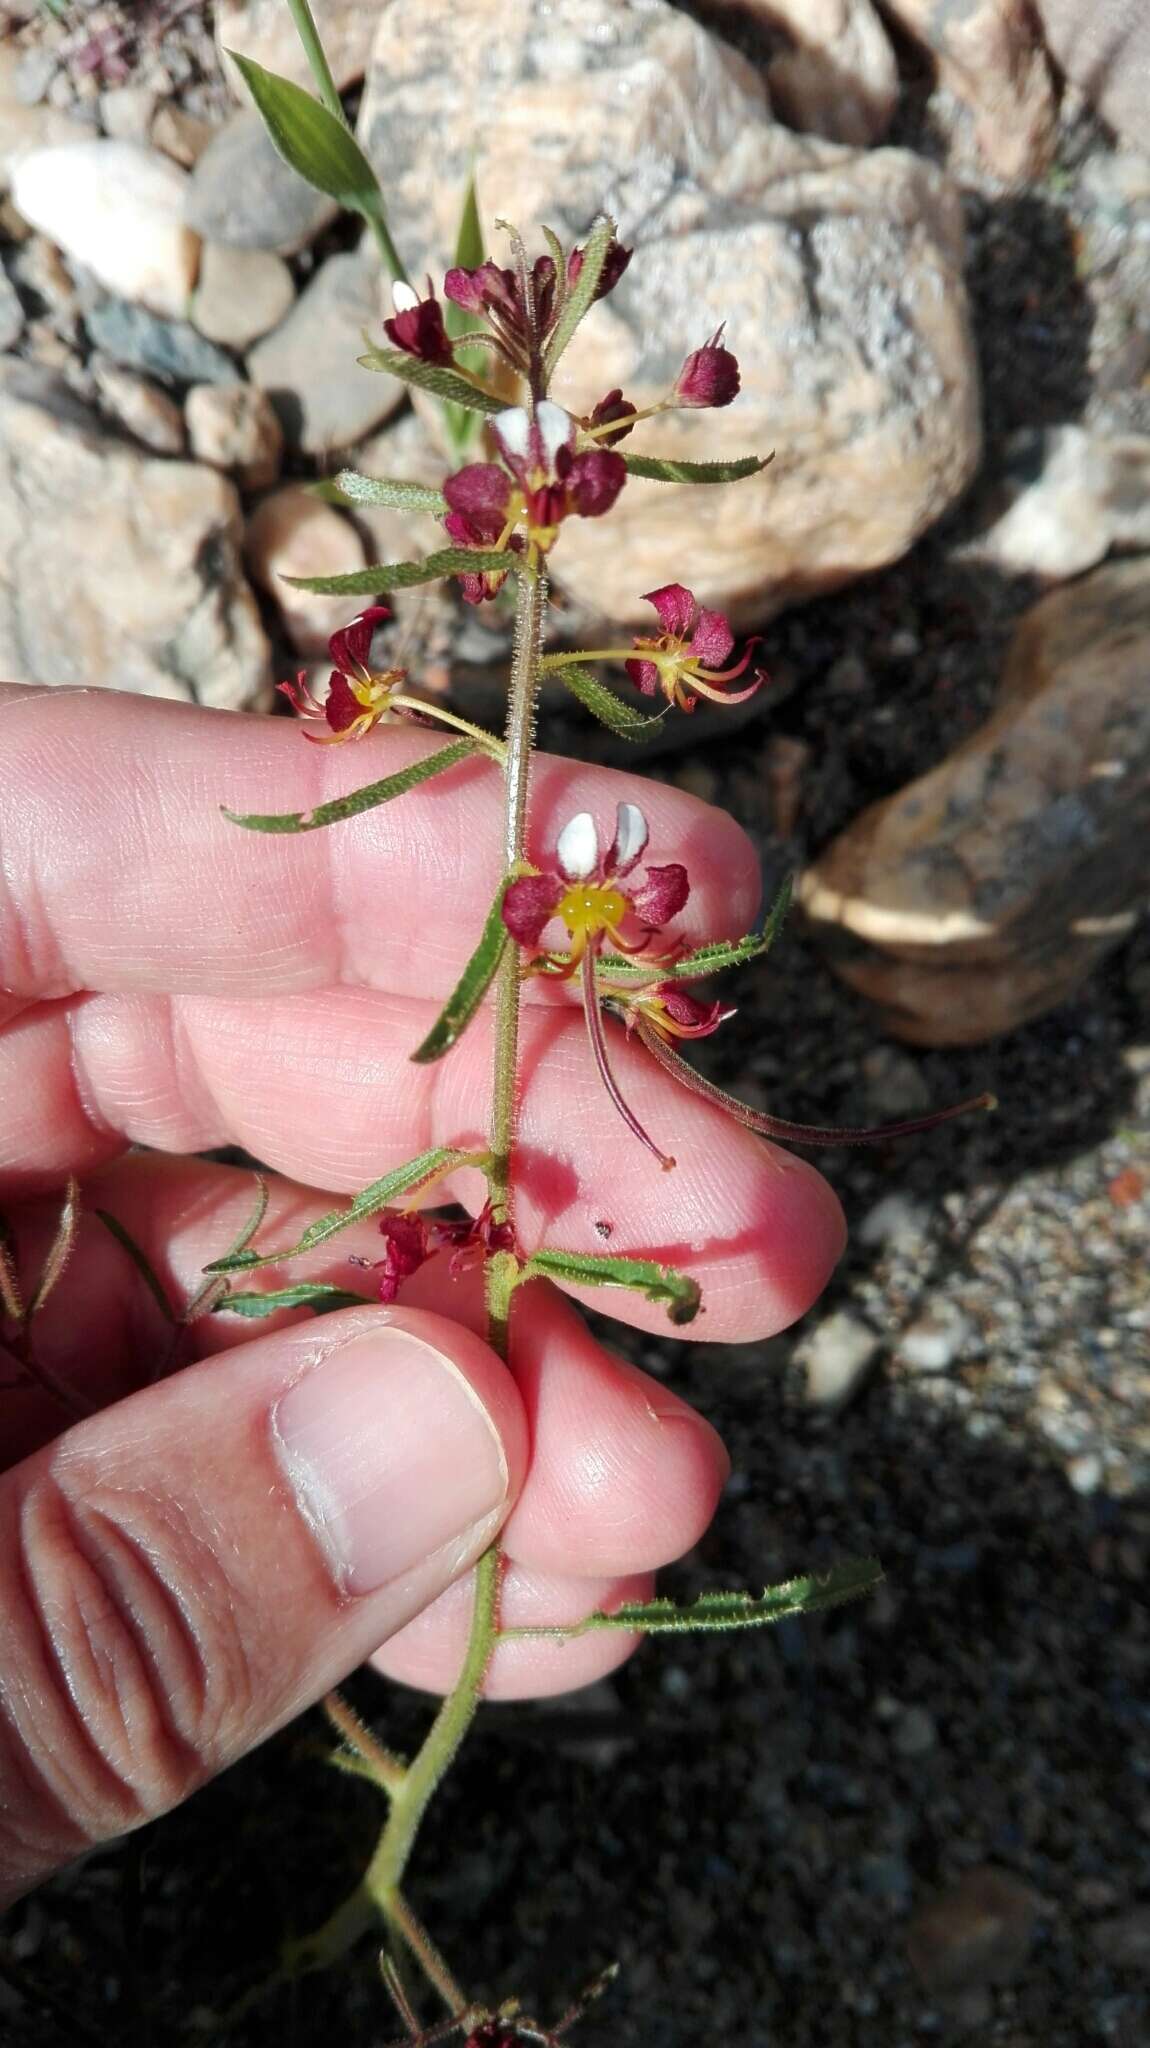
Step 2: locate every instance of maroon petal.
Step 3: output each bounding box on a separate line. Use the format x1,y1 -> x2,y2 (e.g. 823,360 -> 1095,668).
533,252 -> 557,331
625,656 -> 661,698
502,872 -> 563,947
674,330 -> 741,408
444,260 -> 517,319
643,583 -> 698,640
375,1209 -> 432,1302
443,463 -> 512,542
324,670 -> 362,733
688,606 -> 734,670
567,237 -> 632,303
587,387 -> 637,445
657,986 -> 728,1035
382,295 -> 454,366
566,448 -> 626,518
328,604 -> 390,675
630,862 -> 690,929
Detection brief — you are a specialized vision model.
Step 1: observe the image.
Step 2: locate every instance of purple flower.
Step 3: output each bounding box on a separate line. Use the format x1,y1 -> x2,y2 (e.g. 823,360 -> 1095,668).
674,326 -> 741,408
625,584 -> 764,712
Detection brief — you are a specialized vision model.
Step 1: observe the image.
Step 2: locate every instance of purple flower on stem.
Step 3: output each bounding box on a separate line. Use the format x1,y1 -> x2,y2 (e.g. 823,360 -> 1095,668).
443,401 -> 625,598
673,325 -> 741,408
444,234 -> 631,375
625,585 -> 764,712
383,279 -> 455,365
277,606 -> 403,743
502,803 -> 689,1169
616,981 -> 735,1043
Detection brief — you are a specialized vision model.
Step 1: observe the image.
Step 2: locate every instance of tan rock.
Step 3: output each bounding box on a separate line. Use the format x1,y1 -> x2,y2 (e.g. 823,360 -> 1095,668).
247,246 -> 403,456
0,40 -> 91,192
215,0 -> 377,99
799,559 -> 1150,1045
880,0 -> 1057,181
0,361 -> 270,709
712,0 -> 899,144
184,111 -> 338,257
245,483 -> 368,655
1036,0 -> 1150,154
357,0 -> 980,630
10,139 -> 199,319
192,241 -> 295,352
970,424 -> 1150,581
99,85 -> 159,146
91,358 -> 186,455
186,382 -> 283,490
150,103 -> 218,170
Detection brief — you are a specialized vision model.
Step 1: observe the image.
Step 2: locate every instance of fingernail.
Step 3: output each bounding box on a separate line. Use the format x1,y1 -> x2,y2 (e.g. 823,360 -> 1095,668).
273,1327 -> 509,1597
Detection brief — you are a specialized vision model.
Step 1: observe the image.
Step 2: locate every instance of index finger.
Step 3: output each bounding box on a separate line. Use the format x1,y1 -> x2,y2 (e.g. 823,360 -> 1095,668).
0,684 -> 761,1001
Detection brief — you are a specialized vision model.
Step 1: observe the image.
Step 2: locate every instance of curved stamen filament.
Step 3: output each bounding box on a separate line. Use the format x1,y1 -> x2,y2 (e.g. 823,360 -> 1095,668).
581,951 -> 675,1171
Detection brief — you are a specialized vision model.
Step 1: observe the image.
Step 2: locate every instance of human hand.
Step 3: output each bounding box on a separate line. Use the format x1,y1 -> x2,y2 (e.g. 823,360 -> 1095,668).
0,681 -> 844,1908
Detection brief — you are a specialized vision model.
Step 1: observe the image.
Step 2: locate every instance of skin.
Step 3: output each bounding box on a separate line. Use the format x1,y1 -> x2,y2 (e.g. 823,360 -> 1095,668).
0,682 -> 845,1906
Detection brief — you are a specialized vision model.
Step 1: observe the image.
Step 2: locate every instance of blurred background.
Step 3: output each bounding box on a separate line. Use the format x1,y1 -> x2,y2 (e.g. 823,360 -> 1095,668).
0,1 -> 1147,2042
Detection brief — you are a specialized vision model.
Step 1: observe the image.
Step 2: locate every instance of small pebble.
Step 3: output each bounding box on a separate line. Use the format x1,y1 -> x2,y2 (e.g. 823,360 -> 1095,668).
801,1309 -> 880,1409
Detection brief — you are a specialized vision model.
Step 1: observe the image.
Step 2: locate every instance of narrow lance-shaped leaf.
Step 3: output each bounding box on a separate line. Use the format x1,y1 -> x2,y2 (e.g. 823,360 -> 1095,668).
285,548 -> 512,598
542,213 -> 616,380
26,1176 -> 81,1319
183,1175 -> 270,1322
443,171 -> 489,456
637,1021 -> 996,1149
525,1247 -> 701,1326
93,1209 -> 179,1324
227,54 -> 383,213
358,344 -> 504,418
553,663 -> 667,743
620,451 -> 773,485
501,1559 -> 884,1640
315,472 -> 448,515
221,739 -> 477,835
596,878 -> 793,985
410,882 -> 510,1064
204,1146 -> 475,1273
219,1282 -> 375,1319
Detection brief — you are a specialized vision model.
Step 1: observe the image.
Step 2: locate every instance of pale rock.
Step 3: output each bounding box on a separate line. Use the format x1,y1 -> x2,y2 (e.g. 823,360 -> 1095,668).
880,0 -> 1057,181
215,0 -> 377,98
150,103 -> 217,169
971,424 -> 1150,581
907,1867 -> 1040,1994
245,484 -> 368,656
801,1308 -> 880,1408
348,410 -> 451,568
91,357 -> 186,454
859,1190 -> 933,1250
184,111 -> 338,256
10,139 -> 198,319
357,0 -> 980,629
12,46 -> 57,107
84,298 -> 236,384
896,1302 -> 973,1374
0,41 -> 91,191
247,247 -> 403,455
0,264 -> 23,350
99,85 -> 158,145
800,559 -> 1150,1045
186,382 -> 283,491
1036,0 -> 1150,155
712,0 -> 899,144
192,241 -> 295,352
0,361 -> 270,709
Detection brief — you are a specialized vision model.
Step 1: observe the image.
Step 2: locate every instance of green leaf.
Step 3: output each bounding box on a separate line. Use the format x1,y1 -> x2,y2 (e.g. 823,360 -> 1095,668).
525,1247 -> 701,1326
597,878 -> 793,985
220,1282 -> 374,1319
621,452 -> 772,485
443,171 -> 489,457
221,740 -> 477,834
204,1147 -> 471,1272
410,882 -> 510,1064
502,1559 -> 883,1639
315,471 -> 448,514
93,1210 -> 179,1324
185,1176 -> 270,1321
285,547 -> 511,597
553,663 -> 667,742
542,213 -> 615,380
226,53 -> 382,214
358,345 -> 504,418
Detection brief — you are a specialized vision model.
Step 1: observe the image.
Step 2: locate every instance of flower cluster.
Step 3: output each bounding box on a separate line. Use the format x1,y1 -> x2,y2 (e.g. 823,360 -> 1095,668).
278,606 -> 402,743
370,1200 -> 516,1304
444,401 -> 625,600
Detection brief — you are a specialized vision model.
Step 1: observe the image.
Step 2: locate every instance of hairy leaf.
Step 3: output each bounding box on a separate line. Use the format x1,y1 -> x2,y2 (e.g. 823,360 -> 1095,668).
542,213 -> 615,379
621,451 -> 773,485
410,883 -> 509,1063
526,1247 -> 700,1325
358,345 -> 504,417
221,740 -> 477,834
220,1282 -> 374,1319
325,471 -> 448,514
285,548 -> 511,597
504,1559 -> 883,1639
597,878 -> 793,984
204,1147 -> 471,1272
26,1177 -> 81,1319
226,54 -> 382,213
553,663 -> 667,742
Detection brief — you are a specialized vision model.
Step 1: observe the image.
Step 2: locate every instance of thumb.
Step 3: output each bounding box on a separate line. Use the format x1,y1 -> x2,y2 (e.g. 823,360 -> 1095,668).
0,1306 -> 526,1907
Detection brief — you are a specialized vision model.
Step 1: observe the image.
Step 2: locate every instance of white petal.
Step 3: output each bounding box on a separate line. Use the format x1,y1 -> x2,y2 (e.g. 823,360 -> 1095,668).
534,399 -> 576,466
391,280 -> 420,312
609,801 -> 649,874
493,406 -> 532,462
556,811 -> 599,881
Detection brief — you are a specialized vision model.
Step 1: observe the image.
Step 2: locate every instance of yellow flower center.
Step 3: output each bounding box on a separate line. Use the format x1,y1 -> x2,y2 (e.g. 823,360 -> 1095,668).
351,668 -> 400,712
557,881 -> 627,946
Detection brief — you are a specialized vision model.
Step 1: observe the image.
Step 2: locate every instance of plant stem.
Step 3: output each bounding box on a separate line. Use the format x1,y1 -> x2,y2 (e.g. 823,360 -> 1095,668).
284,0 -> 344,120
